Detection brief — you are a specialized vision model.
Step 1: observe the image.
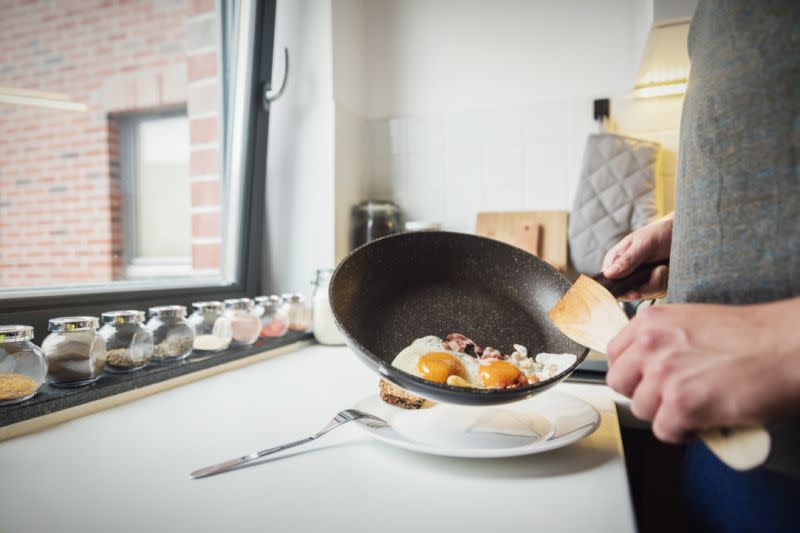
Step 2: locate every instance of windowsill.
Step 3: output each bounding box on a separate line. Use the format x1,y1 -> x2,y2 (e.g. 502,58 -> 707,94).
0,331 -> 313,440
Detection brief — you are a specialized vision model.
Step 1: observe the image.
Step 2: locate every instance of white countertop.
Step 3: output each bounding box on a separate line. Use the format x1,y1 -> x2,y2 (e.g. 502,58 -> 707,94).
0,345 -> 636,533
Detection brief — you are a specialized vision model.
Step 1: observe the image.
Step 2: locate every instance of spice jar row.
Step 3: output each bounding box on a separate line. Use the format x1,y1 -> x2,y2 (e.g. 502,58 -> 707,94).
0,295 -> 309,406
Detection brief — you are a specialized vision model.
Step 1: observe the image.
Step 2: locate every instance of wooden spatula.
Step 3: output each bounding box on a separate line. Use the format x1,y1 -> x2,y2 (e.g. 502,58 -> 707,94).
548,266 -> 771,472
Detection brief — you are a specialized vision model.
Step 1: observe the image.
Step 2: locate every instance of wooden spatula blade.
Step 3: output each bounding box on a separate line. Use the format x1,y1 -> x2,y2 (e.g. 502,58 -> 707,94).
548,275 -> 629,353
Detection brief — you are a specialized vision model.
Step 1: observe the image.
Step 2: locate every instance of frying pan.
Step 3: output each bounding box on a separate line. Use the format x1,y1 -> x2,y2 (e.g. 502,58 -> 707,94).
330,231 -> 665,406
330,231 -> 590,406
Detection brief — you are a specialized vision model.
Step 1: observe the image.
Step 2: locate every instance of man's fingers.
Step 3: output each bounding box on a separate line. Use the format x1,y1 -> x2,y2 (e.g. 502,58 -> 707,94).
651,410 -> 690,444
630,377 -> 662,422
605,236 -> 652,279
602,238 -> 633,276
606,362 -> 642,398
635,265 -> 670,300
618,290 -> 642,302
605,334 -> 657,397
629,352 -> 676,421
606,320 -> 639,365
651,362 -> 718,444
602,238 -> 632,269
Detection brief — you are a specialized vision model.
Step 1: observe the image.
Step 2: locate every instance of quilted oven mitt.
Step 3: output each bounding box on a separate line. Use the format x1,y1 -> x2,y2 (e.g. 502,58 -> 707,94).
568,133 -> 661,274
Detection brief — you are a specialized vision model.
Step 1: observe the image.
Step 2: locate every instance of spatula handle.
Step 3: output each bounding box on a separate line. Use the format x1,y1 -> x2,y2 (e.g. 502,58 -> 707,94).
698,426 -> 772,471
591,259 -> 670,298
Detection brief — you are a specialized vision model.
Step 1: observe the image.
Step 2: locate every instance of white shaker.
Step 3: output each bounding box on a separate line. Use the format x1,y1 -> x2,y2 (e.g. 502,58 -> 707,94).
311,269 -> 345,345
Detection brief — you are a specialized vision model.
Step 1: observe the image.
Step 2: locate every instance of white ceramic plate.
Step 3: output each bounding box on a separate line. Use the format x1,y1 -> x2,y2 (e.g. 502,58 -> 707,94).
353,389 -> 600,458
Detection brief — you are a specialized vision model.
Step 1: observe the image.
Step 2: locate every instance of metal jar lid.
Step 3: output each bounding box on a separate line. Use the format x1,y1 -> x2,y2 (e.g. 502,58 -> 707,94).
149,305 -> 187,318
351,200 -> 400,214
102,310 -> 146,325
0,325 -> 34,343
192,301 -> 224,313
48,316 -> 99,332
224,298 -> 254,310
254,295 -> 283,306
281,293 -> 304,304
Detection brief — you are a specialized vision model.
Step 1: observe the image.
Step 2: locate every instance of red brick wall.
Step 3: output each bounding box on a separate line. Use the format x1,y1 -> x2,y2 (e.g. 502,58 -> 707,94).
0,0 -> 222,287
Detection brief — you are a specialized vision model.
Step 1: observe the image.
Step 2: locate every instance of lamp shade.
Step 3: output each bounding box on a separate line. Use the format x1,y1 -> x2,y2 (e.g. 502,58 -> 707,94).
633,22 -> 690,99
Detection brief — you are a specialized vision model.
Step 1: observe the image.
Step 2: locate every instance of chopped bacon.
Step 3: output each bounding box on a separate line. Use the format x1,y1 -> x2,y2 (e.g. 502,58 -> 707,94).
481,347 -> 502,360
444,333 -> 483,356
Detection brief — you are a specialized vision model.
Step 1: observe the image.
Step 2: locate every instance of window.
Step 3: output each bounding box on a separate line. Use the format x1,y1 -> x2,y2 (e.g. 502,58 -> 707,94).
120,110 -> 196,278
0,0 -> 276,334
0,0 -> 238,292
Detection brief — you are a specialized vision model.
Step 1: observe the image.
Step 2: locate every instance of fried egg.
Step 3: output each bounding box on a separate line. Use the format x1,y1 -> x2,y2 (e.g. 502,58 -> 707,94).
392,336 -> 480,384
391,336 -> 579,389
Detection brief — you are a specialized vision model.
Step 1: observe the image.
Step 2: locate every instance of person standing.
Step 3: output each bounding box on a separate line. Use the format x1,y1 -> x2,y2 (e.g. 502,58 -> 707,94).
601,1 -> 800,530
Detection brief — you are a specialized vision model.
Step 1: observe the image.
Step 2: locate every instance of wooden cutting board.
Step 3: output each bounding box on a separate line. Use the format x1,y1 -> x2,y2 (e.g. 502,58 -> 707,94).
476,211 -> 568,272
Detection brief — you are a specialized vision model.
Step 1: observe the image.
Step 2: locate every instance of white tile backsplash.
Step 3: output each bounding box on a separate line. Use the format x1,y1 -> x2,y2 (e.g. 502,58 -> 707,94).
364,95 -> 683,231
443,147 -> 483,232
389,153 -> 409,205
445,113 -> 485,152
406,145 -> 444,220
525,141 -> 570,210
389,117 -> 408,155
407,116 -> 444,155
482,146 -> 526,212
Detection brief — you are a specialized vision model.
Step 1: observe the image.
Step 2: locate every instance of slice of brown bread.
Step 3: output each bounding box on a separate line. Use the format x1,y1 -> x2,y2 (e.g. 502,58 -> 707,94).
379,379 -> 426,410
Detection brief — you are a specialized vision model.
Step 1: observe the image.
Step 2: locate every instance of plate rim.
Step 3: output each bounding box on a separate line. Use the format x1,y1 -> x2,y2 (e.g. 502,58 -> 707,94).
352,389 -> 601,459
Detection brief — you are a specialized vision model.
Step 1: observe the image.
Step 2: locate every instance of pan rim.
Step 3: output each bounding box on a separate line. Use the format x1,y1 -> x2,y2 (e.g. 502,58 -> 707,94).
329,231 -> 590,399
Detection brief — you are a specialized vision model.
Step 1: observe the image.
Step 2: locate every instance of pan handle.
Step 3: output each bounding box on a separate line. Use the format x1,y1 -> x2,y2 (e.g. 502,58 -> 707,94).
591,259 -> 670,298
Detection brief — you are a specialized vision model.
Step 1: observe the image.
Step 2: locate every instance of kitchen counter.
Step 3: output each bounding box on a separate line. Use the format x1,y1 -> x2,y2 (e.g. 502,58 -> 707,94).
0,344 -> 636,533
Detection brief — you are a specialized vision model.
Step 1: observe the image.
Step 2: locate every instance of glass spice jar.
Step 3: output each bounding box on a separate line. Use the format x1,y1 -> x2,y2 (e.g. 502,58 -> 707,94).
42,316 -> 106,387
146,306 -> 195,363
0,326 -> 47,405
188,301 -> 233,353
254,295 -> 288,338
281,293 -> 310,332
223,298 -> 261,346
100,310 -> 154,373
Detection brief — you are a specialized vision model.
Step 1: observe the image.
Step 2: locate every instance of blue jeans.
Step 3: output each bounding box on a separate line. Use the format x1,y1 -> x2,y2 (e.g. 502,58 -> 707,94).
683,441 -> 800,532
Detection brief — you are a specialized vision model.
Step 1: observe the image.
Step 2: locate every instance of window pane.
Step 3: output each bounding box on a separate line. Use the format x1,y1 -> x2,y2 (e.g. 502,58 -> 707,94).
0,0 -> 235,292
132,114 -> 192,268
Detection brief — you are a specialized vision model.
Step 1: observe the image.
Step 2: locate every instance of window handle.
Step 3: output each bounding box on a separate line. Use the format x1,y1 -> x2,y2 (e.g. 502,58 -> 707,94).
263,47 -> 288,111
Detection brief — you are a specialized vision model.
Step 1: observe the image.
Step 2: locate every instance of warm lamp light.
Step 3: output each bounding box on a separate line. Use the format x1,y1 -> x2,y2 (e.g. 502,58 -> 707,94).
634,21 -> 690,99
634,80 -> 688,99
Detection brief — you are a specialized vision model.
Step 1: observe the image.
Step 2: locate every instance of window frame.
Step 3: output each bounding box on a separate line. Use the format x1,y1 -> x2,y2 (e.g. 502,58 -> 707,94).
0,0 -> 277,338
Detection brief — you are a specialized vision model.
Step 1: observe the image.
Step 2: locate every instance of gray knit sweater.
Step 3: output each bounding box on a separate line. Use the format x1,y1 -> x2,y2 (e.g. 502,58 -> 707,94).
669,0 -> 799,475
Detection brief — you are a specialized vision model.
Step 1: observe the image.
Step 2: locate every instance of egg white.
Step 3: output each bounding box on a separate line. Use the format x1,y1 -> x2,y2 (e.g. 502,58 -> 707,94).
392,336 -> 578,388
534,352 -> 578,380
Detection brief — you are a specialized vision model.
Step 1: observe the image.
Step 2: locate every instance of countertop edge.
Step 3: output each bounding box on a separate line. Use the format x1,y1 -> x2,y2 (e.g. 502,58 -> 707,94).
0,339 -> 313,443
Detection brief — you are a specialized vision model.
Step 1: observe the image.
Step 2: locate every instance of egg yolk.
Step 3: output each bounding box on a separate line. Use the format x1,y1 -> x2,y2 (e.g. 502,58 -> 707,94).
479,359 -> 522,388
418,352 -> 466,384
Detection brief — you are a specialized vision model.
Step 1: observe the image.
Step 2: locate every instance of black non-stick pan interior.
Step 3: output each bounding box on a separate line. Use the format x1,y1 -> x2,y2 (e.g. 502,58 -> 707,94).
329,231 -> 589,405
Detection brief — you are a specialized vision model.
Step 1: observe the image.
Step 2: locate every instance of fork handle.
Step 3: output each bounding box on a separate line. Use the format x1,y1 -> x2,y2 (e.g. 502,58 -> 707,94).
190,435 -> 316,479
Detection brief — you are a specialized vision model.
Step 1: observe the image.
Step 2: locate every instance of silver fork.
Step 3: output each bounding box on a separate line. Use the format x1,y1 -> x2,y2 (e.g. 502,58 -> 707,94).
190,409 -> 388,479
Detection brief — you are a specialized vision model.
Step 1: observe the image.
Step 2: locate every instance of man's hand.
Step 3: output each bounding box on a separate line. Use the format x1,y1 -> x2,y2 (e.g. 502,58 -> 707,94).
602,214 -> 673,301
605,299 -> 800,443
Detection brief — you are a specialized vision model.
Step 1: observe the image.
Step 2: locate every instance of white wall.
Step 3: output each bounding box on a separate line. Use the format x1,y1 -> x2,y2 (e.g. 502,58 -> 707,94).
332,0 -> 369,262
264,0 -> 687,289
363,0 -> 641,118
358,0 -> 684,234
264,0 -> 336,293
